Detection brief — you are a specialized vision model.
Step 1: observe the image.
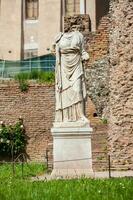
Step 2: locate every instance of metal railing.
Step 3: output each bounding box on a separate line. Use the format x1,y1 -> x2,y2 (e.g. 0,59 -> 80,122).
0,59 -> 55,78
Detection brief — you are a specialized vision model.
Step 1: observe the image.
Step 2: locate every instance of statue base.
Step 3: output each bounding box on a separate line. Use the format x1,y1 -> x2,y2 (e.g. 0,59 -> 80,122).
51,124 -> 93,178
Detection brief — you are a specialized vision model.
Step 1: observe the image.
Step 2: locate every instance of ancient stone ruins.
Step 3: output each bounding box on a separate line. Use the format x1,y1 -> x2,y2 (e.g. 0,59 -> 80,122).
0,0 -> 132,173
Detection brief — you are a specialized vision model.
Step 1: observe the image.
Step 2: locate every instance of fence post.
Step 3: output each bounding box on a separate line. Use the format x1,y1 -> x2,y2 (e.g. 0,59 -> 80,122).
2,60 -> 5,78
46,148 -> 49,169
11,141 -> 15,176
108,155 -> 111,178
30,58 -> 32,72
21,161 -> 24,179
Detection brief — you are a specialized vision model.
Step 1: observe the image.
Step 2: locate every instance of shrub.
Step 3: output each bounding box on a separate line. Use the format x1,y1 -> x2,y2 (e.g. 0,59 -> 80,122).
19,80 -> 29,92
0,120 -> 27,157
15,71 -> 55,92
15,70 -> 55,83
15,72 -> 29,81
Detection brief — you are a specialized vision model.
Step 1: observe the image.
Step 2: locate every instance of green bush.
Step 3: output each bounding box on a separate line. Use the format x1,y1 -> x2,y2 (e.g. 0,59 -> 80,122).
15,72 -> 29,81
15,70 -> 55,83
29,70 -> 39,79
19,80 -> 29,92
38,71 -> 55,83
15,71 -> 55,92
0,120 -> 27,157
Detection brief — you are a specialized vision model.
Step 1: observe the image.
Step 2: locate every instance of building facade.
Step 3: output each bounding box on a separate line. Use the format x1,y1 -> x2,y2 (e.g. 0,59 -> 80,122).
0,0 -> 109,61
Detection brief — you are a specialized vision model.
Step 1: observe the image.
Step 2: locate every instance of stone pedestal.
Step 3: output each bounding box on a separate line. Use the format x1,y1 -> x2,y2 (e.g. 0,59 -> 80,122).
51,123 -> 93,178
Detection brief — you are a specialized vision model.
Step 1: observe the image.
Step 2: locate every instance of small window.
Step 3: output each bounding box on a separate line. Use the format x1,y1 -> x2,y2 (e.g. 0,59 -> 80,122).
26,0 -> 39,20
65,0 -> 80,16
24,49 -> 38,59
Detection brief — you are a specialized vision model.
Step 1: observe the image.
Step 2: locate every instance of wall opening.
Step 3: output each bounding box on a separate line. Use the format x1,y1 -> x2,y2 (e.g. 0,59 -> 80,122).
96,0 -> 110,28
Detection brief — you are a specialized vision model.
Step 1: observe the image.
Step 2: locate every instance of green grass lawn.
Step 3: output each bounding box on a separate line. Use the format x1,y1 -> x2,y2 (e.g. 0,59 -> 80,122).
0,163 -> 133,200
0,163 -> 46,179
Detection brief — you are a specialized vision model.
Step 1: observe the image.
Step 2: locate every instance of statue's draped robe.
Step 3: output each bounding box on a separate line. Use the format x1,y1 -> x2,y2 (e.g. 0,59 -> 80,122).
54,31 -> 89,122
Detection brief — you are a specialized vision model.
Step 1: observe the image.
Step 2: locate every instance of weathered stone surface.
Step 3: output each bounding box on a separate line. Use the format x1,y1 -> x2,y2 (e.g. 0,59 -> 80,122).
108,0 -> 133,170
64,14 -> 91,33
86,57 -> 109,117
85,16 -> 110,117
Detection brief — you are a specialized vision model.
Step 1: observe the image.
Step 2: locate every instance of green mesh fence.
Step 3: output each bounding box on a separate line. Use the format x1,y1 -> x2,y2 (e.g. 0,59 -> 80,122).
0,54 -> 55,78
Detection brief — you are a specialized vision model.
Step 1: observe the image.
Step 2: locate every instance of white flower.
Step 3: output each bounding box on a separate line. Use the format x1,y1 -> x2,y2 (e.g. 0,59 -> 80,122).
9,123 -> 12,126
20,125 -> 24,129
0,121 -> 4,125
6,140 -> 10,144
0,138 -> 4,143
119,183 -> 125,188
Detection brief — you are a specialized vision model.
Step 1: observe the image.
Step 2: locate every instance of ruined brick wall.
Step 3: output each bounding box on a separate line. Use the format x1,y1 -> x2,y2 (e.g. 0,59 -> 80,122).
108,0 -> 133,170
0,80 -> 55,162
86,16 -> 110,117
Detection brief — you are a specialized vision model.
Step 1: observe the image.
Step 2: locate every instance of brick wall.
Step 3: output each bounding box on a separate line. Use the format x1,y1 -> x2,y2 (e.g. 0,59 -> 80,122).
85,15 -> 110,117
86,16 -> 109,67
92,124 -> 108,171
108,0 -> 133,170
0,80 -> 55,162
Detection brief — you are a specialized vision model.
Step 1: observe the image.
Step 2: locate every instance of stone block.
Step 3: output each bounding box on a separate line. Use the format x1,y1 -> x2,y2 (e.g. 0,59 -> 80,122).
51,125 -> 93,177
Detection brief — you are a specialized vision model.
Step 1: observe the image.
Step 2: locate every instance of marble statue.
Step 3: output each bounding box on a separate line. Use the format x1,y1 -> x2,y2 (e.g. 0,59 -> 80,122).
53,30 -> 89,123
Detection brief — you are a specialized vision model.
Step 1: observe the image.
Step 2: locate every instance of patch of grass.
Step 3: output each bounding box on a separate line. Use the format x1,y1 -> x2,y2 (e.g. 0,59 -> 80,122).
0,163 -> 46,179
15,70 -> 55,84
15,72 -> 29,81
19,80 -> 29,92
0,164 -> 133,200
0,177 -> 132,200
